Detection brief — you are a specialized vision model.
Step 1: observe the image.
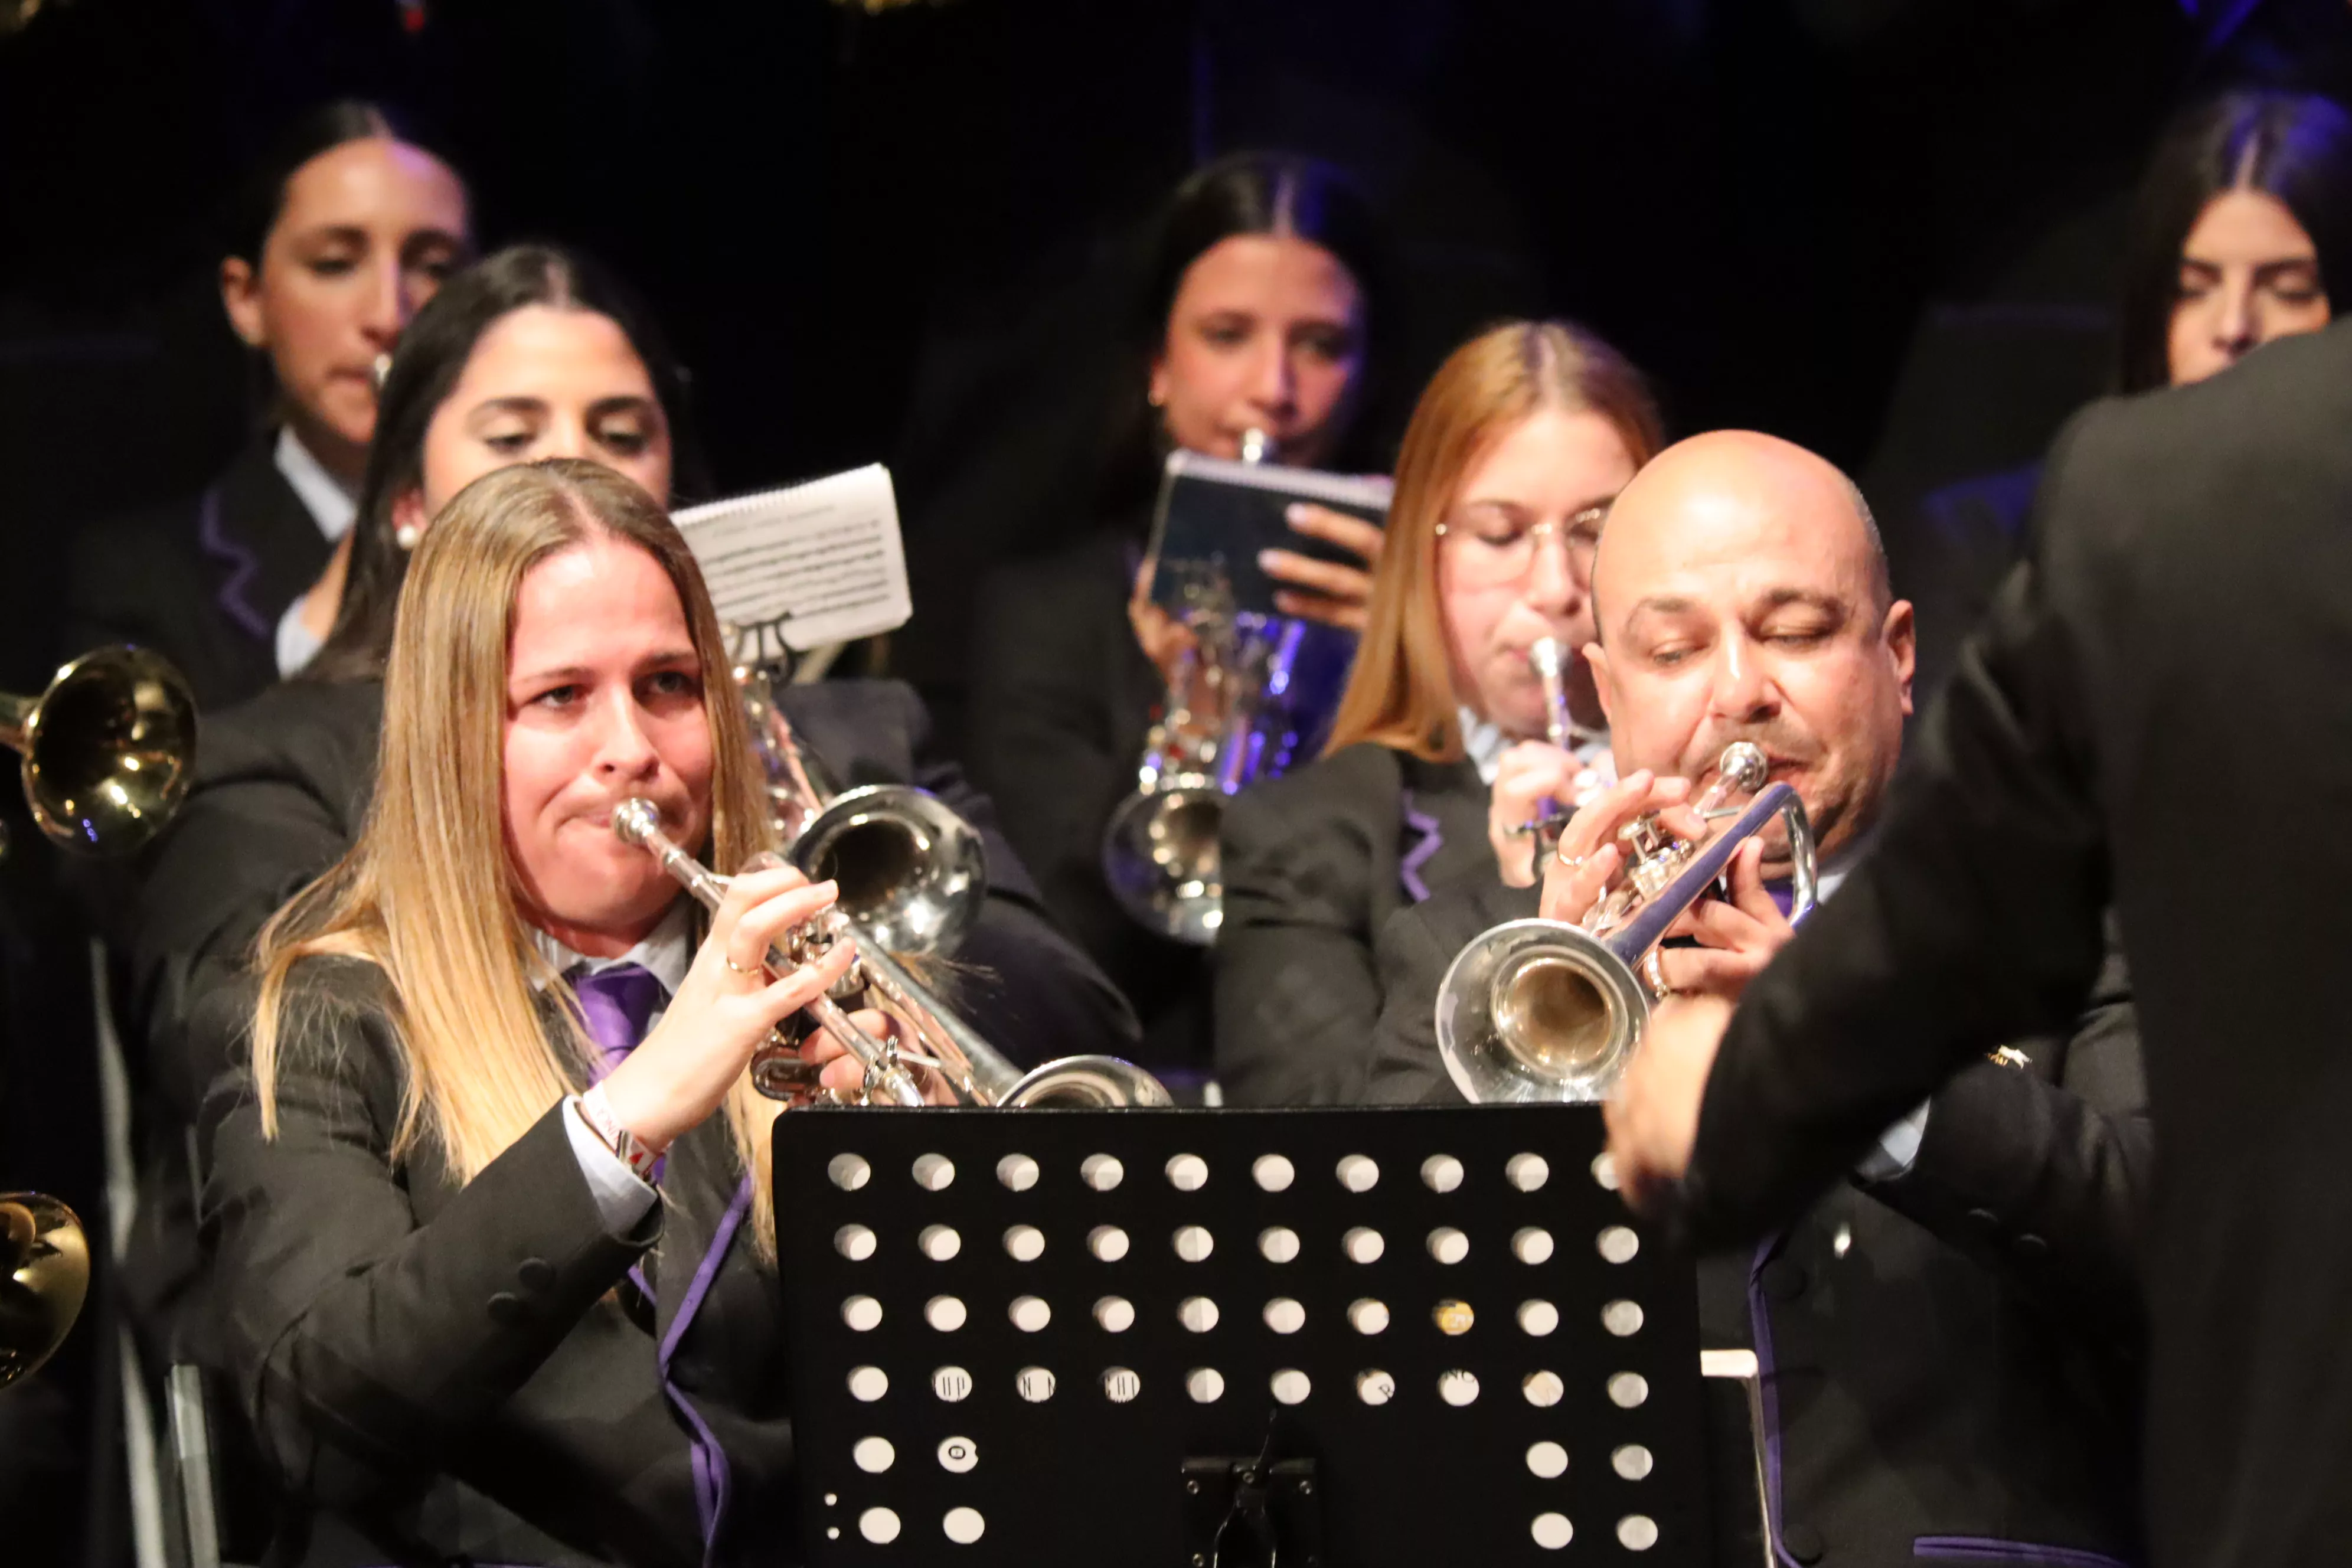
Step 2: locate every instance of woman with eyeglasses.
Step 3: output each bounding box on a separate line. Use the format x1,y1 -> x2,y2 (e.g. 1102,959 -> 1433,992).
1214,319 -> 1662,1106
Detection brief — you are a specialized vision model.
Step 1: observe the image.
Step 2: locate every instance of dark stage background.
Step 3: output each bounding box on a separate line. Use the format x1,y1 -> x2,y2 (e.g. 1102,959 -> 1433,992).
2,1 -> 2348,1561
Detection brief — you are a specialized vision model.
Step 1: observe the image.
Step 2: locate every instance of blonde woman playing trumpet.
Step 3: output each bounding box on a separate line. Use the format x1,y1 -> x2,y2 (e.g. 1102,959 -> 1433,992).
202,459 -> 892,1568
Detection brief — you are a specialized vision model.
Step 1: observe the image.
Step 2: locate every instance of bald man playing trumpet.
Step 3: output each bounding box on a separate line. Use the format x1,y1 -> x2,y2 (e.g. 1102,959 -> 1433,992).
1364,431 -> 2150,1566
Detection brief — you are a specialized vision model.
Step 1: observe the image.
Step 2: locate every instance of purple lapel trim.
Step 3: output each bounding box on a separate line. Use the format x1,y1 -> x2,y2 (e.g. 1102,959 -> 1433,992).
1747,1231 -> 1804,1568
631,1173 -> 754,1568
1913,1540 -> 2135,1567
194,482 -> 275,642
1400,790 -> 1442,904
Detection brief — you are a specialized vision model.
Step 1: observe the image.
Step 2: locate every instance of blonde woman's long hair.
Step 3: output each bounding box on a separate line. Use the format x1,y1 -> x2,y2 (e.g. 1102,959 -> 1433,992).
1321,320 -> 1664,763
250,459 -> 786,1260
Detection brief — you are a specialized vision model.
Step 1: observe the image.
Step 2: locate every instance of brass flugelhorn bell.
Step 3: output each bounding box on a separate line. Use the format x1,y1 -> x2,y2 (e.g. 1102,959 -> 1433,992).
1436,741 -> 1817,1104
0,645 -> 198,855
0,1193 -> 89,1393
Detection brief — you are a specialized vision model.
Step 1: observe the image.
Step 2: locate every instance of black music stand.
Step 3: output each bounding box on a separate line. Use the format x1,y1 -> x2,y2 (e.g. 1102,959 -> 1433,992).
773,1106 -> 1711,1565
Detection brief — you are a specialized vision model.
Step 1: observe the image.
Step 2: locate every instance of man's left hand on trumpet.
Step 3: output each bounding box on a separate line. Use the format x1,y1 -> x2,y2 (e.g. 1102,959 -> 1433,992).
1535,766 -> 1796,1004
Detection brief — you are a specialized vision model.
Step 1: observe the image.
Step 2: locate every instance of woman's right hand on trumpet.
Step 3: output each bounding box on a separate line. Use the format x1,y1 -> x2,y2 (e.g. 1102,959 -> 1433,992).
1489,741 -> 1611,887
598,863 -> 852,1153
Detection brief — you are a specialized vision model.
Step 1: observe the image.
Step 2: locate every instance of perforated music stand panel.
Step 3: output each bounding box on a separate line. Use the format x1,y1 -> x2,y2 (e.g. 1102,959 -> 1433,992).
774,1106 -> 1707,1564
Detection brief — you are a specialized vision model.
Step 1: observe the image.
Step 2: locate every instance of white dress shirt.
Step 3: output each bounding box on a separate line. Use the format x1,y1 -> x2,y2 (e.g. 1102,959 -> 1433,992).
269,427 -> 361,678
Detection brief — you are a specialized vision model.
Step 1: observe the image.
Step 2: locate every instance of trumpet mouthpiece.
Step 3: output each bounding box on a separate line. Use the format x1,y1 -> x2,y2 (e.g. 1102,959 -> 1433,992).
1716,742 -> 1768,796
612,798 -> 663,846
1528,639 -> 1566,680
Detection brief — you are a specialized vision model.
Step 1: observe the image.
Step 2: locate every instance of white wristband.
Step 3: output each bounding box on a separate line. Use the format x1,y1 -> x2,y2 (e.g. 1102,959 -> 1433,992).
577,1083 -> 665,1182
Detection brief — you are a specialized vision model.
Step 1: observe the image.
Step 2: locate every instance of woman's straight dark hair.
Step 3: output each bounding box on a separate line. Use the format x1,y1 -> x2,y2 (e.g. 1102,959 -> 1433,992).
224,99 -> 449,264
1096,151 -> 1396,509
305,243 -> 710,682
2116,90 -> 2352,393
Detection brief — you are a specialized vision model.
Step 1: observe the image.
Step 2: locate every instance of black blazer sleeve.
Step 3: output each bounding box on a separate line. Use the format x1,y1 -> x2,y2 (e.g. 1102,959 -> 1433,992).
1864,936 -> 2150,1337
1681,471 -> 2115,1243
1214,749 -> 1403,1108
780,677 -> 1141,1067
965,542 -> 1159,979
198,962 -> 659,1508
128,681 -> 381,1123
1361,894 -> 1485,1106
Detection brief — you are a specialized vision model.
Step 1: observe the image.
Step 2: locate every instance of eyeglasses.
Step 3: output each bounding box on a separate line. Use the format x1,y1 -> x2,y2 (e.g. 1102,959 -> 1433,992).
1435,503 -> 1608,587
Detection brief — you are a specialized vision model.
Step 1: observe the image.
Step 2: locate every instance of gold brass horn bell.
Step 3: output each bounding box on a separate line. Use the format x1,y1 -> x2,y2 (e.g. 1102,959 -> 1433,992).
0,1193 -> 89,1392
0,645 -> 198,855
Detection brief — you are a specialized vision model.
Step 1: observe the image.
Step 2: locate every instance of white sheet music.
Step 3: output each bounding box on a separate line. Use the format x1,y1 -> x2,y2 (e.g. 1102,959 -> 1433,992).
673,464 -> 913,656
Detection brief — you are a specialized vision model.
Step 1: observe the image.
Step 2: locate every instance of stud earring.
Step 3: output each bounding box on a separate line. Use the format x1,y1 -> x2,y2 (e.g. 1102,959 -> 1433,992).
394,522 -> 422,551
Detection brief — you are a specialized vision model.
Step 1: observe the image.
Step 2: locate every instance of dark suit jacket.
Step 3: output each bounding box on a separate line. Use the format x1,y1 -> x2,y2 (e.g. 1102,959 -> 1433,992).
1216,740 -> 1493,1106
122,674 -> 1136,1364
199,956 -> 789,1568
1677,319 -> 2352,1567
64,433 -> 332,711
968,528 -> 1204,1068
1367,878 -> 2148,1567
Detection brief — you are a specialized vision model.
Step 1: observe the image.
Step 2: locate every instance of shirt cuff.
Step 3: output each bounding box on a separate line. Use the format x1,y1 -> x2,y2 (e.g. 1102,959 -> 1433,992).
562,1095 -> 659,1230
1854,1098 -> 1932,1182
274,593 -> 325,678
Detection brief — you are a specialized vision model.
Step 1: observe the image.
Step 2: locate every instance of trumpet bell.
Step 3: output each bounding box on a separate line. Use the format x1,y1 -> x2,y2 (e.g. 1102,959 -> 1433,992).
789,785 -> 985,957
1436,919 -> 1651,1105
0,646 -> 197,854
1000,1056 -> 1177,1109
0,1193 -> 89,1391
1101,777 -> 1225,945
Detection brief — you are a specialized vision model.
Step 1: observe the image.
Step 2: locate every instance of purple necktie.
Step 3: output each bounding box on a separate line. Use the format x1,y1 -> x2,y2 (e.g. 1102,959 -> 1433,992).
572,962 -> 667,1082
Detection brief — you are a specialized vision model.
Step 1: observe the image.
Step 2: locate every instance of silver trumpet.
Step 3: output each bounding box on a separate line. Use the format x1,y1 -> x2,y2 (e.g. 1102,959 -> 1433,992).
614,799 -> 1171,1109
1518,636 -> 1609,851
1103,428 -> 1314,944
1436,741 -> 1817,1104
733,656 -> 984,957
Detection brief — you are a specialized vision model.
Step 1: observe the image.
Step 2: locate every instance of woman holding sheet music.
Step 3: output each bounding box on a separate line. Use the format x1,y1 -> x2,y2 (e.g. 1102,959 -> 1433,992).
966,152 -> 1397,1082
116,244 -> 1136,1373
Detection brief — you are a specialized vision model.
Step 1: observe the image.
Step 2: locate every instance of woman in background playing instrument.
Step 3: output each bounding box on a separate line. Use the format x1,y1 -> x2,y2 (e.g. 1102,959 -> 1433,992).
966,151 -> 1394,1080
1215,318 -> 1661,1105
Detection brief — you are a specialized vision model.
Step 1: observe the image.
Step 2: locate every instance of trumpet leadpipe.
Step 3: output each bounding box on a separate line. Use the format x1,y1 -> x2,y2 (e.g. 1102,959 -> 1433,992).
611,798 -> 929,1108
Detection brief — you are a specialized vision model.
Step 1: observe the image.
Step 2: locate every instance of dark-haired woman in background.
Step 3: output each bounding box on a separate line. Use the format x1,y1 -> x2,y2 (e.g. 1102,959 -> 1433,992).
1216,320 -> 1661,1106
966,152 -> 1393,1080
1909,89 -> 2351,700
64,100 -> 471,709
123,243 -> 1133,1371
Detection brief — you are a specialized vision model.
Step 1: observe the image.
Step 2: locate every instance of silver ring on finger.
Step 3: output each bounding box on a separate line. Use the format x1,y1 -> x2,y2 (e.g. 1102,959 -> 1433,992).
1642,946 -> 1674,998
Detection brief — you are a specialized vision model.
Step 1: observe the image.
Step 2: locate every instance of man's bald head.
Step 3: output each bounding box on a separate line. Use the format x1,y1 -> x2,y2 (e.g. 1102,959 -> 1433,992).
1582,429 -> 1914,870
1593,430 -> 1889,641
